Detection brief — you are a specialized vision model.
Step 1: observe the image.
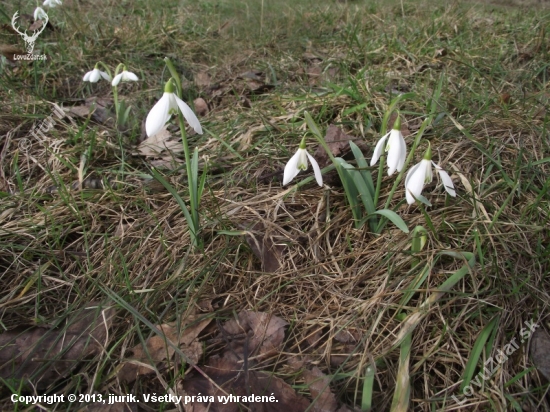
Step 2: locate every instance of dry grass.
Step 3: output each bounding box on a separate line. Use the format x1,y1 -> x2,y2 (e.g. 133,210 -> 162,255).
1,0 -> 550,410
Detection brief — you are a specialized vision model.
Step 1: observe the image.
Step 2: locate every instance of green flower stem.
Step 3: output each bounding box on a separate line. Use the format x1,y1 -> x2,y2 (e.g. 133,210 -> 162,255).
164,59 -> 200,247
164,58 -> 183,98
373,154 -> 386,207
112,63 -> 124,126
177,111 -> 199,239
97,61 -> 112,79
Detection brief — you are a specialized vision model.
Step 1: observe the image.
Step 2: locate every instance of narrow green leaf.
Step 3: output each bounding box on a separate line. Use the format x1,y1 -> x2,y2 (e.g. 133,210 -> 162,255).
304,111 -> 323,140
505,366 -> 536,388
343,103 -> 367,117
459,316 -> 500,392
373,209 -> 409,233
150,168 -> 196,243
399,263 -> 431,307
334,158 -> 362,225
361,361 -> 376,411
339,155 -> 376,229
391,252 -> 476,350
349,141 -> 375,198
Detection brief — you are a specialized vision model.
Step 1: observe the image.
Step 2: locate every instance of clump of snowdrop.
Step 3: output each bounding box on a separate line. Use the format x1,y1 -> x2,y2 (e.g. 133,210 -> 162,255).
404,143 -> 456,204
283,136 -> 323,187
81,62 -> 136,127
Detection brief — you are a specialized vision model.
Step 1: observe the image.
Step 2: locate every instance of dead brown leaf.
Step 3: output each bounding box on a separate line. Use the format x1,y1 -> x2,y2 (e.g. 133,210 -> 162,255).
69,97 -> 114,126
179,311 -> 350,411
242,221 -> 284,273
118,315 -> 211,383
195,71 -> 212,88
194,97 -> 209,116
137,128 -> 183,157
239,70 -> 263,81
313,125 -> 361,168
303,367 -> 339,412
28,19 -> 44,32
306,327 -> 324,348
183,355 -> 311,412
0,44 -> 25,62
530,328 -> 550,380
334,328 -> 360,344
0,302 -> 115,390
149,157 -> 182,169
1,24 -> 20,36
303,52 -> 323,63
307,65 -> 323,86
222,311 -> 288,359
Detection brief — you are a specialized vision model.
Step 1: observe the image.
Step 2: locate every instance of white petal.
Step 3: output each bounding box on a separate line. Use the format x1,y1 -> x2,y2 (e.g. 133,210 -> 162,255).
146,93 -> 171,137
433,162 -> 456,197
386,130 -> 406,175
122,71 -> 138,82
174,95 -> 203,134
112,73 -> 122,86
89,69 -> 100,83
370,132 -> 389,166
397,132 -> 407,172
34,7 -> 47,20
83,71 -> 91,81
405,161 -> 427,204
283,150 -> 302,185
306,152 -> 323,187
100,71 -> 111,81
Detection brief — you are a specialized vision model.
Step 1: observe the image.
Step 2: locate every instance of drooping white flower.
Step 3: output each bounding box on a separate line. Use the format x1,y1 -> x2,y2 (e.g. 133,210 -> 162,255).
83,67 -> 111,83
34,7 -> 48,21
404,144 -> 456,204
405,159 -> 432,204
371,117 -> 407,176
146,79 -> 202,137
112,69 -> 138,86
43,0 -> 62,7
283,138 -> 323,187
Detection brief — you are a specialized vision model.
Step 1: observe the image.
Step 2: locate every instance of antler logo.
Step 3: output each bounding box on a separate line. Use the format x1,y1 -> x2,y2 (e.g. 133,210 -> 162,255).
11,11 -> 48,54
